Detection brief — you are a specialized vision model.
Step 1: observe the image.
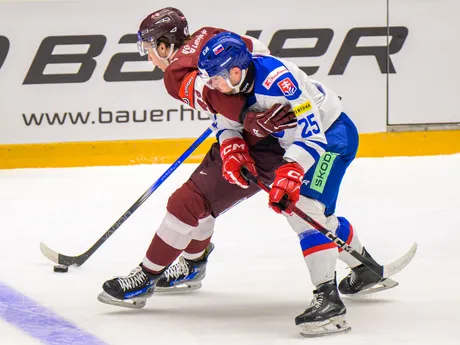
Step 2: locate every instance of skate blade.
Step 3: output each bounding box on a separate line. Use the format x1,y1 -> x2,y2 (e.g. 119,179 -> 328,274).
155,281 -> 202,294
352,278 -> 399,296
97,292 -> 147,309
299,315 -> 351,338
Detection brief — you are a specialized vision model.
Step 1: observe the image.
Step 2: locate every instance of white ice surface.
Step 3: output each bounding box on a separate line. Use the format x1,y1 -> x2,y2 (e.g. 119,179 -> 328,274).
1,154 -> 459,344
0,320 -> 42,345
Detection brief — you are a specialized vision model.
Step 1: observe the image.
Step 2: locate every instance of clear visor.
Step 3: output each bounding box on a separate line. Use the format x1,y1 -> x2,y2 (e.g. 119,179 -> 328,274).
200,69 -> 234,90
137,38 -> 157,56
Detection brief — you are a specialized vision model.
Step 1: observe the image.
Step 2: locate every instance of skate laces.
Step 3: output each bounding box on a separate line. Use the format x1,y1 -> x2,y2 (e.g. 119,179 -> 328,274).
347,265 -> 364,287
116,266 -> 148,291
350,271 -> 358,286
311,290 -> 324,310
164,257 -> 190,281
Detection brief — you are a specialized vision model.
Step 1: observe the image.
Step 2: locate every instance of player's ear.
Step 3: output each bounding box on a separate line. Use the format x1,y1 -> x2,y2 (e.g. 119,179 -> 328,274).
231,67 -> 242,81
157,42 -> 167,53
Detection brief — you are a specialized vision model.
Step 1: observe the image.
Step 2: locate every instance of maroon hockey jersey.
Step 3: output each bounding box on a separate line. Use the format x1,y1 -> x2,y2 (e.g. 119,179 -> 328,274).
163,27 -> 256,123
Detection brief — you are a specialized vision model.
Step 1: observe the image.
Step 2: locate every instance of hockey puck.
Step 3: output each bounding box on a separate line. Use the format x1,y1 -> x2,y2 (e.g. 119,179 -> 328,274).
53,265 -> 69,273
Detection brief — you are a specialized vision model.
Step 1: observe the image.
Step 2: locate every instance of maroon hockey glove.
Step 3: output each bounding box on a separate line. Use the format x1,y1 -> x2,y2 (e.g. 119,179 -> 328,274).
243,103 -> 297,138
220,137 -> 258,189
269,162 -> 305,215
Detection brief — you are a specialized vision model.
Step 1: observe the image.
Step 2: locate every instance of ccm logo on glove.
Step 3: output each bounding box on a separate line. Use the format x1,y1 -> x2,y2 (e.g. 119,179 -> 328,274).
287,170 -> 303,180
220,138 -> 258,189
269,162 -> 305,215
222,143 -> 246,156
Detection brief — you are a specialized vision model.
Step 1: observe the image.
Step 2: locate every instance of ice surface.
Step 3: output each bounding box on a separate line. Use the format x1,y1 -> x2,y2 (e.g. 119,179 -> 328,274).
0,154 -> 459,344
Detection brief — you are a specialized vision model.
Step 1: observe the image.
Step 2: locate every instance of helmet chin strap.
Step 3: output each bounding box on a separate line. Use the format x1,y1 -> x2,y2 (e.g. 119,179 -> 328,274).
226,62 -> 255,93
153,43 -> 176,66
225,68 -> 247,93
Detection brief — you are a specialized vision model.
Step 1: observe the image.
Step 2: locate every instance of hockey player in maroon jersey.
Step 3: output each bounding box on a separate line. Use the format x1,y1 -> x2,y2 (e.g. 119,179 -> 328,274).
98,7 -> 296,307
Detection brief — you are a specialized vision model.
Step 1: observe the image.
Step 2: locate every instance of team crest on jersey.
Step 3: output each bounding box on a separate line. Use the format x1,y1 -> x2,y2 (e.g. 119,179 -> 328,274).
262,66 -> 288,89
213,44 -> 224,55
277,77 -> 297,96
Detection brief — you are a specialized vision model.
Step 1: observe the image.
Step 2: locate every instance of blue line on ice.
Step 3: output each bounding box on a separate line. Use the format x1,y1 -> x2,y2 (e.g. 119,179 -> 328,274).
0,281 -> 108,345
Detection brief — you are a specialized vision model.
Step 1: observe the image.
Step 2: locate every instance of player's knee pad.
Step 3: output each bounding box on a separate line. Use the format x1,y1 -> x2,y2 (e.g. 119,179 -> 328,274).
167,180 -> 212,227
184,216 -> 215,259
190,215 -> 215,241
336,216 -> 353,242
287,196 -> 329,235
156,211 -> 196,250
335,216 -> 362,250
335,216 -> 363,267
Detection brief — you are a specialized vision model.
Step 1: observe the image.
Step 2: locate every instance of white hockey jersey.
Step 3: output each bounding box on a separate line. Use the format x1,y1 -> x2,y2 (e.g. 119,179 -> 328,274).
213,54 -> 343,172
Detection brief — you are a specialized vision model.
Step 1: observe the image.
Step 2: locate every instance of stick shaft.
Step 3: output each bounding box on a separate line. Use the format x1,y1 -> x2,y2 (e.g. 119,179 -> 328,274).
56,127 -> 214,266
244,171 -> 383,278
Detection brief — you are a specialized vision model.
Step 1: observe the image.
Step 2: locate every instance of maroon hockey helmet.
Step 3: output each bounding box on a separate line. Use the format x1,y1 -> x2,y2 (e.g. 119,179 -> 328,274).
137,7 -> 189,55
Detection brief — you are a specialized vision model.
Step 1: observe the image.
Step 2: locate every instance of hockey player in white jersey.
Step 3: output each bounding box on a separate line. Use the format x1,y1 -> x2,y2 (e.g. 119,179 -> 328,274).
197,32 -> 401,337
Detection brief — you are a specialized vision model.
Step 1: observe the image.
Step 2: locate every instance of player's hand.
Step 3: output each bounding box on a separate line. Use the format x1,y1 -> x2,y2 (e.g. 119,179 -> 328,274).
243,103 -> 296,138
220,137 -> 257,189
269,162 -> 304,215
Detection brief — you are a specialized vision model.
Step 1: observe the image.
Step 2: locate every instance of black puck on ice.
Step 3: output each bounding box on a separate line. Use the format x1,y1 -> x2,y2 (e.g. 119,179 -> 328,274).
53,264 -> 69,273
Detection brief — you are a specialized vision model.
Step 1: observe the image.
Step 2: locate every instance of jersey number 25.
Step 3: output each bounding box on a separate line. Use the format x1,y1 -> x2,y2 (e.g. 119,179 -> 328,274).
298,114 -> 320,138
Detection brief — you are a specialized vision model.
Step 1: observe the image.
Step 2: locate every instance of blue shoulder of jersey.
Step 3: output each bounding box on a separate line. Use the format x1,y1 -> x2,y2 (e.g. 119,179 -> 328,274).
252,55 -> 302,100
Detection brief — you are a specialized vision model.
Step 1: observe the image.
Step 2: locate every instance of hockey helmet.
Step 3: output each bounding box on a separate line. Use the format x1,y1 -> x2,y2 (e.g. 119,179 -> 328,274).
137,7 -> 189,56
198,32 -> 252,92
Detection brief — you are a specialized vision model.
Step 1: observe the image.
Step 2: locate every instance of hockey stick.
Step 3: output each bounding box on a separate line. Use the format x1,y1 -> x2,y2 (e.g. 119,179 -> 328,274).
40,127 -> 214,267
242,169 -> 417,280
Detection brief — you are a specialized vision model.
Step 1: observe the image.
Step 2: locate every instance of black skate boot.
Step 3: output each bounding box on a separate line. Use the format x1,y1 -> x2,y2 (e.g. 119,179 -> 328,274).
295,277 -> 351,337
155,242 -> 214,293
339,247 -> 398,296
98,264 -> 162,309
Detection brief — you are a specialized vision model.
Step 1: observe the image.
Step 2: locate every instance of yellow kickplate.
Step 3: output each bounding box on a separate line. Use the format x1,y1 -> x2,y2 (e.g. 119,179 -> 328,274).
1,130 -> 460,169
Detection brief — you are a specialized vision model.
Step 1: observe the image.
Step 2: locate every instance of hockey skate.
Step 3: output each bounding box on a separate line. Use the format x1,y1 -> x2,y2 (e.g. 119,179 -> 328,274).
155,242 -> 214,293
295,277 -> 351,337
295,279 -> 351,338
339,247 -> 398,296
98,264 -> 162,309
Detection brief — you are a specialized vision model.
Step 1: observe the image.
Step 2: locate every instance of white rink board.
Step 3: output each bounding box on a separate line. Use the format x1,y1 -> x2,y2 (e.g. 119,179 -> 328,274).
0,0 -> 458,145
388,0 -> 460,126
0,0 -> 387,144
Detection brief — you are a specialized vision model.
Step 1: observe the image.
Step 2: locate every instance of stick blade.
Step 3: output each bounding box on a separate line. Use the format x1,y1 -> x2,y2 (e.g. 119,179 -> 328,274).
383,242 -> 418,278
40,242 -> 59,264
